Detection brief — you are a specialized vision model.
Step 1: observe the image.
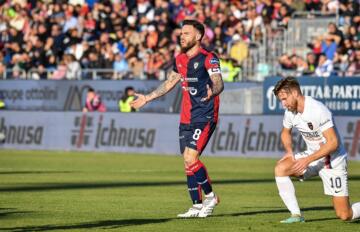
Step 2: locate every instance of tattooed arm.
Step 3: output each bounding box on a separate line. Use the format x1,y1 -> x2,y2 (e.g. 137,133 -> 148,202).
201,73 -> 224,102
210,73 -> 224,96
130,71 -> 181,109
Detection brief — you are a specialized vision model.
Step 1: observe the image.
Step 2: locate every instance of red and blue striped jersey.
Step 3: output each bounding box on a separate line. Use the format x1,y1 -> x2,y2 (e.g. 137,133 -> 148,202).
173,48 -> 222,124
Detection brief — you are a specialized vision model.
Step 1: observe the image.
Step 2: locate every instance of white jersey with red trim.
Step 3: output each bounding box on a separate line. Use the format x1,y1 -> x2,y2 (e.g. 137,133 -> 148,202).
283,96 -> 347,169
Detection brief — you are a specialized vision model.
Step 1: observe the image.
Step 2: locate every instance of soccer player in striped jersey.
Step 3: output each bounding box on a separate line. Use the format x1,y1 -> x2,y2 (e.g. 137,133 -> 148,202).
131,19 -> 224,218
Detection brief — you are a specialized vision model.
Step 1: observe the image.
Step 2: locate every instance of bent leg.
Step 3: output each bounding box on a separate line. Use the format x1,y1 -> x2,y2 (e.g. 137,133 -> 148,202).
275,156 -> 302,218
333,196 -> 352,221
333,197 -> 360,221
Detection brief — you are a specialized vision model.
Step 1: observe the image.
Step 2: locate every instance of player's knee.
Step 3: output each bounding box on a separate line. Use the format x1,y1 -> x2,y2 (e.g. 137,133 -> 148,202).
184,156 -> 198,167
274,164 -> 286,176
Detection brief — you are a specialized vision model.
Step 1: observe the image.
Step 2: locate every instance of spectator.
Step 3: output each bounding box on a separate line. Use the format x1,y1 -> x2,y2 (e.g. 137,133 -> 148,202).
320,34 -> 338,60
113,53 -> 129,79
51,60 -> 67,80
304,52 -> 318,75
346,50 -> 360,76
327,23 -> 345,55
275,4 -> 292,28
279,54 -> 296,70
0,98 -> 5,110
65,54 -> 81,80
290,55 -> 309,76
219,54 -> 241,82
119,86 -> 136,112
82,87 -> 106,112
31,64 -> 48,80
229,36 -> 249,65
304,0 -> 322,12
315,53 -> 334,77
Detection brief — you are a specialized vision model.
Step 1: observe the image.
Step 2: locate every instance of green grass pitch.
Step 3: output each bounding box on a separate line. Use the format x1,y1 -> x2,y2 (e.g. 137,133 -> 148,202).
0,150 -> 359,231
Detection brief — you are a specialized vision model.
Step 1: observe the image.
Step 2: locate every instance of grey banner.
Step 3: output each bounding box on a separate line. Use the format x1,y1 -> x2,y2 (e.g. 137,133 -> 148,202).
0,80 -> 177,112
0,80 -> 262,114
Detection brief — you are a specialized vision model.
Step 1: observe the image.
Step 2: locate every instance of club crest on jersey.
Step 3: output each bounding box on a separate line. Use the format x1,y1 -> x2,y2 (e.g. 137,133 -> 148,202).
307,122 -> 313,130
194,62 -> 199,69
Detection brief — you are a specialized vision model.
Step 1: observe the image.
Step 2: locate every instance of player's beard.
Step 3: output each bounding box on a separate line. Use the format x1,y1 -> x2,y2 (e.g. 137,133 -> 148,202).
180,40 -> 197,53
288,99 -> 298,113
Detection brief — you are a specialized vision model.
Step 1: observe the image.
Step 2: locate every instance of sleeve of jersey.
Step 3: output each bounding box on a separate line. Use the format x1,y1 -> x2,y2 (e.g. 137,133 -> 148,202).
319,106 -> 334,132
283,111 -> 293,129
205,53 -> 221,76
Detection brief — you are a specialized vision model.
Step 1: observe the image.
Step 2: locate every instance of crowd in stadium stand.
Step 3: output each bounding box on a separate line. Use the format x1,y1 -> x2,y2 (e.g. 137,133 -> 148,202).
279,20 -> 360,77
0,0 -> 359,80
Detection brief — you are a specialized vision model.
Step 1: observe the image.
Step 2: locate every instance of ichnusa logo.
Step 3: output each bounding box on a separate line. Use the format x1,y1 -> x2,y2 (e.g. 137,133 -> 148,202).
71,114 -> 94,148
71,114 -> 157,149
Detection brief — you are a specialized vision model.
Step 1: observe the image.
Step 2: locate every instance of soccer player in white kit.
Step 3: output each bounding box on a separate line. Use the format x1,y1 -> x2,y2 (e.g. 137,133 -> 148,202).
273,77 -> 360,223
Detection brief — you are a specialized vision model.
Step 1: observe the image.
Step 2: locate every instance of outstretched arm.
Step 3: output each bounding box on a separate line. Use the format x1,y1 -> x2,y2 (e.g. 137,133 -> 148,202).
130,71 -> 181,109
201,73 -> 224,102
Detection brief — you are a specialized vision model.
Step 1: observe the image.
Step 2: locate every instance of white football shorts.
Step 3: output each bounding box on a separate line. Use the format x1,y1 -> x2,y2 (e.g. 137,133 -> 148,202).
295,151 -> 348,197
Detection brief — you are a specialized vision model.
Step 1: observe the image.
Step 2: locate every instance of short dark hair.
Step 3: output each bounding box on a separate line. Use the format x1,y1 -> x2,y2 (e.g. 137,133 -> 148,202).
125,86 -> 134,92
182,19 -> 205,41
273,76 -> 301,97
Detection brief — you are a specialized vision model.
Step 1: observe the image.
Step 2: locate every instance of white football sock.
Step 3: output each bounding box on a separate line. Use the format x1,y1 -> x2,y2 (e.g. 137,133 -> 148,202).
351,202 -> 360,220
276,176 -> 301,215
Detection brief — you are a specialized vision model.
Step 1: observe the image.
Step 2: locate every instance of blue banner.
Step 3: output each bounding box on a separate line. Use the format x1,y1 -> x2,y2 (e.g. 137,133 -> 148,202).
263,76 -> 360,115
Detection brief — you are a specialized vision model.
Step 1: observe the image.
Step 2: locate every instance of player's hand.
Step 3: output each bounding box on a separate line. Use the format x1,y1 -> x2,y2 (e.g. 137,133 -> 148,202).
292,157 -> 310,176
130,93 -> 147,109
201,85 -> 213,102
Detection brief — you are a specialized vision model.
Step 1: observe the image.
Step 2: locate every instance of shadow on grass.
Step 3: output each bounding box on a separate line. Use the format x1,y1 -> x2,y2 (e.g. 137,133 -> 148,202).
0,171 -> 75,175
305,217 -> 338,222
0,207 -> 339,231
0,179 -> 276,192
215,206 -> 334,218
0,208 -> 33,218
0,218 -> 172,232
1,175 -> 359,193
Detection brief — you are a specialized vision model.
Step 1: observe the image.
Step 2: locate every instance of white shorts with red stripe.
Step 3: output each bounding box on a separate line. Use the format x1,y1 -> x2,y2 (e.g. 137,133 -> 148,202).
295,151 -> 349,197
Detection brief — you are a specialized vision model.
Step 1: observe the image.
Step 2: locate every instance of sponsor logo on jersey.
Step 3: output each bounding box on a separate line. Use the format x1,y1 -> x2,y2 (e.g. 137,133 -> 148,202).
210,58 -> 219,64
299,130 -> 322,141
307,122 -> 313,130
182,86 -> 198,95
185,77 -> 198,82
194,62 -> 199,69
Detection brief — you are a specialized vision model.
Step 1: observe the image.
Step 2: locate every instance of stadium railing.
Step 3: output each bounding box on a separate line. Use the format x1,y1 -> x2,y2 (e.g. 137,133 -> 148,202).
0,68 -> 130,80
